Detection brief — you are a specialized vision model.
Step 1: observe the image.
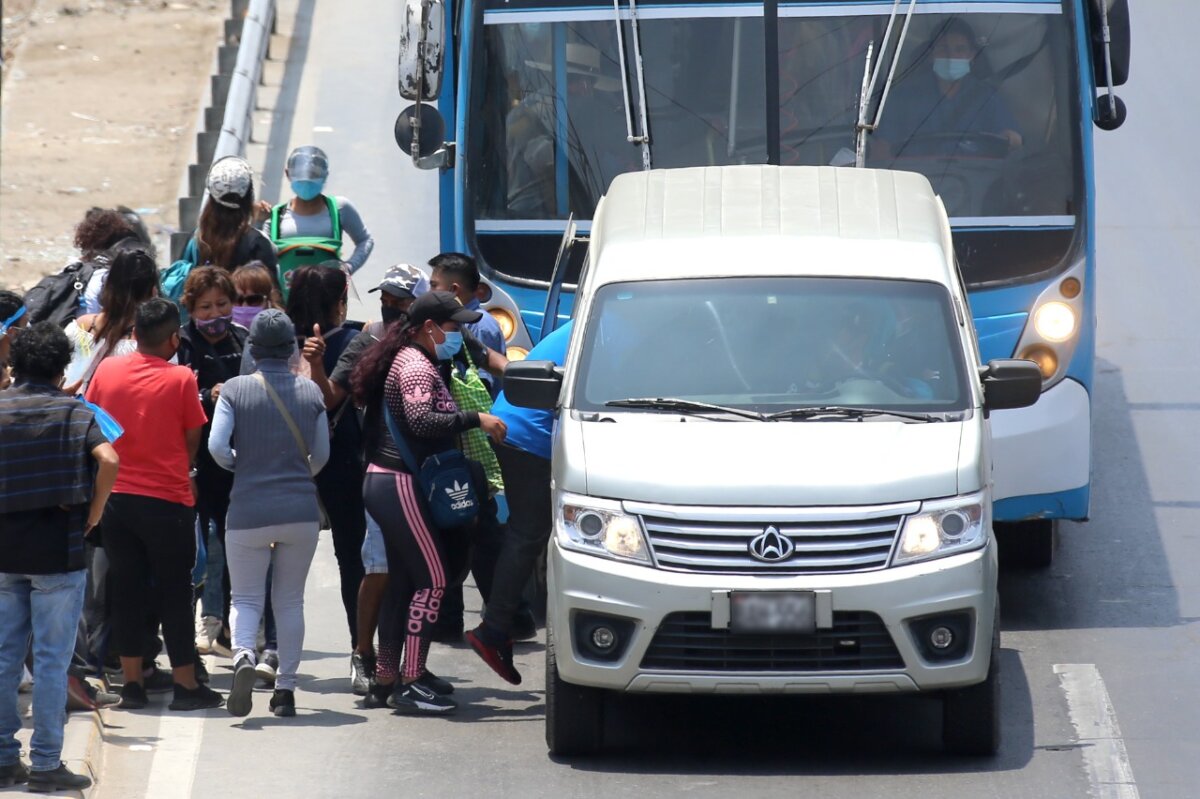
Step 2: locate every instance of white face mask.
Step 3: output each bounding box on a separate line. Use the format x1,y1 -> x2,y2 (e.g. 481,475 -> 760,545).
933,57 -> 972,82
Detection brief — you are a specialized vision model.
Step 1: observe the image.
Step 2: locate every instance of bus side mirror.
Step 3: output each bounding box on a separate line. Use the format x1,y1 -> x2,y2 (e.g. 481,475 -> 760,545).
1089,0 -> 1130,88
981,359 -> 1043,412
398,0 -> 444,102
504,360 -> 563,410
1095,94 -> 1127,131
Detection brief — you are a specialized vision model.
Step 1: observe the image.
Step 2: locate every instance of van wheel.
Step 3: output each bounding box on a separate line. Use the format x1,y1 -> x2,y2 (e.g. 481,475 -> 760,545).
996,519 -> 1054,569
942,630 -> 1001,756
545,627 -> 605,756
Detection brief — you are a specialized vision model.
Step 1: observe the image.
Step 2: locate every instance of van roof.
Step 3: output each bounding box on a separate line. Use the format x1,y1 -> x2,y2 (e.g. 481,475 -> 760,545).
589,165 -> 955,286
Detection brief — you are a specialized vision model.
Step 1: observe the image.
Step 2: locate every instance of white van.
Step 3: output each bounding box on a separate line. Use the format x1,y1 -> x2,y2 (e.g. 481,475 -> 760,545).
504,165 -> 1041,757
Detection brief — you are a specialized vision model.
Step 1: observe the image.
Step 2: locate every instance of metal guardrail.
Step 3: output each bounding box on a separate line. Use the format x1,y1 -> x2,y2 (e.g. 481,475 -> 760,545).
213,0 -> 276,162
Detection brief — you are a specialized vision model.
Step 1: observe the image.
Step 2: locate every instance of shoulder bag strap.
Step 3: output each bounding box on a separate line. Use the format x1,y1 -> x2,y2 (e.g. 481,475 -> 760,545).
252,372 -> 310,462
270,203 -> 287,241
325,195 -> 341,240
381,401 -> 421,475
76,337 -> 111,396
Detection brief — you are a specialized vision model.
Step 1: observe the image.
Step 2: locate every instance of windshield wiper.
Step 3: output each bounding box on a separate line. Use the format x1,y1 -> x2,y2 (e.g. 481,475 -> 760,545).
767,406 -> 939,423
854,0 -> 917,167
605,397 -> 765,421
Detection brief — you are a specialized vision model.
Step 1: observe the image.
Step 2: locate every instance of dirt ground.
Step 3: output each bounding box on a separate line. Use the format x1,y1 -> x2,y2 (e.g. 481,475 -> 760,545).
0,0 -> 225,291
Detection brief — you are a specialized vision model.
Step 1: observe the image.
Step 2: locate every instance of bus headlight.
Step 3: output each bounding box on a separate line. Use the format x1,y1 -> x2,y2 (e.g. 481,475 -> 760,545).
1033,302 -> 1076,343
489,308 -> 517,341
506,346 -> 529,362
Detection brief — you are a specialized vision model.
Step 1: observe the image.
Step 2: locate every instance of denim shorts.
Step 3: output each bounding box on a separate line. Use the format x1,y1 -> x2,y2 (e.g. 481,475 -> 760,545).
361,511 -> 388,575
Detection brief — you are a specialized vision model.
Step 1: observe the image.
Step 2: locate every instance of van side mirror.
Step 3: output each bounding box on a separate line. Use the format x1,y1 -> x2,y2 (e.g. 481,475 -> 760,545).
504,360 -> 563,410
981,359 -> 1043,412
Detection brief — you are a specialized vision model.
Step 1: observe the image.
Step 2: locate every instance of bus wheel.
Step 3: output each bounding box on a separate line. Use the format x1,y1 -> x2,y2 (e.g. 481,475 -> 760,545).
943,616 -> 1001,756
545,626 -> 605,757
996,519 -> 1054,570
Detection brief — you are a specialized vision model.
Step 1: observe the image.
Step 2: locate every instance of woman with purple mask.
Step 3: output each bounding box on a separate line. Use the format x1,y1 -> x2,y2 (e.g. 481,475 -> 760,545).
177,267 -> 249,655
230,262 -> 283,330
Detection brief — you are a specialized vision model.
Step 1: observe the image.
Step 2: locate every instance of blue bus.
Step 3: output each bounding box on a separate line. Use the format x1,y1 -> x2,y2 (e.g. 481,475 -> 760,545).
396,0 -> 1130,564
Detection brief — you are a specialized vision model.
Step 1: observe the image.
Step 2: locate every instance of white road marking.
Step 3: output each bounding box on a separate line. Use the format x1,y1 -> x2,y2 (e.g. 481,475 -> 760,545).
1054,664 -> 1140,799
142,681 -> 208,799
313,125 -> 334,132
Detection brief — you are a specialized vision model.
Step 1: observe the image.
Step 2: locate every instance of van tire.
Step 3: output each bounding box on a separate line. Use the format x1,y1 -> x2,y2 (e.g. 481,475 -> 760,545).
942,621 -> 1001,756
545,627 -> 605,756
997,520 -> 1054,569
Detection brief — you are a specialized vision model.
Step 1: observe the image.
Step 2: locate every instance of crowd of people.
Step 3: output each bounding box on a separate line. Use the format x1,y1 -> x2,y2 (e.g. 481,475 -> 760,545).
0,148 -> 558,792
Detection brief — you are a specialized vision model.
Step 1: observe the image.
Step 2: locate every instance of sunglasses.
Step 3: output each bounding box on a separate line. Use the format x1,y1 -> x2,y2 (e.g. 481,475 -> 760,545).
235,293 -> 267,306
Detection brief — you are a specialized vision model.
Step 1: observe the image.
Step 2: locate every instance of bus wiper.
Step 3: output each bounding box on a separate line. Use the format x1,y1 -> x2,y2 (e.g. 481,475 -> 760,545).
853,0 -> 917,167
605,397 -> 765,421
612,0 -> 652,169
767,406 -> 939,422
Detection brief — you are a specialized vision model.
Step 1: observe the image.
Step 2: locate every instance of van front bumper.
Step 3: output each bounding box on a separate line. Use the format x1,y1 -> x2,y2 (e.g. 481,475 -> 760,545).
547,539 -> 997,695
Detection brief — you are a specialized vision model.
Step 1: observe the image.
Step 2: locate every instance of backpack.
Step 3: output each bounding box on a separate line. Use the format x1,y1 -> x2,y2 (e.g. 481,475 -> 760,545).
160,238 -> 199,321
268,197 -> 343,301
23,260 -> 97,329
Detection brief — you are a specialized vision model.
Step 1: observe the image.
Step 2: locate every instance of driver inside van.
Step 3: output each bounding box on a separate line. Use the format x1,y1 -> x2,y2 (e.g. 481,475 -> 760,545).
873,18 -> 1022,161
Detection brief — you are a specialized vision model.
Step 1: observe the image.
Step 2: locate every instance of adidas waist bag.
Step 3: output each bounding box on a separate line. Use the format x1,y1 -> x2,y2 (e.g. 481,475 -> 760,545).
417,450 -> 480,529
383,404 -> 480,529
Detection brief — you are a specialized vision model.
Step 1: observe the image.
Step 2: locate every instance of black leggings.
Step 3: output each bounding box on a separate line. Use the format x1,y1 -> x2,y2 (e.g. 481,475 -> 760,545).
364,467 -> 457,682
315,454 -> 365,649
102,493 -> 196,669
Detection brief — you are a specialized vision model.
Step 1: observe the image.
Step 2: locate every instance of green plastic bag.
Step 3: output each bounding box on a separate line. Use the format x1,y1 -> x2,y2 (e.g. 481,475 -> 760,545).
450,364 -> 504,495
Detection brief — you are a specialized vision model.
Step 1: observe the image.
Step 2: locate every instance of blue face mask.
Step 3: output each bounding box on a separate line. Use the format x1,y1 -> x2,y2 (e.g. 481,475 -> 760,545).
435,330 -> 464,361
932,58 -> 971,82
291,179 -> 325,201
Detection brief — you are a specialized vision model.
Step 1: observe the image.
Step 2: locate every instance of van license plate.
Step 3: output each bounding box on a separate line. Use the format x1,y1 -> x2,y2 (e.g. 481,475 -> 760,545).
730,591 -> 816,634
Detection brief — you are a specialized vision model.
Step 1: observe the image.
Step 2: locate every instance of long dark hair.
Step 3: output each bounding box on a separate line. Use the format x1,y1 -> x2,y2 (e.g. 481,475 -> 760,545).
286,264 -> 346,336
96,248 -> 158,352
196,187 -> 255,269
351,314 -> 419,406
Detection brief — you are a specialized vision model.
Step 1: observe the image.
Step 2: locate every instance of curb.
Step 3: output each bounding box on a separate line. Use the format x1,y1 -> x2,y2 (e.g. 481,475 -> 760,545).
60,706 -> 105,799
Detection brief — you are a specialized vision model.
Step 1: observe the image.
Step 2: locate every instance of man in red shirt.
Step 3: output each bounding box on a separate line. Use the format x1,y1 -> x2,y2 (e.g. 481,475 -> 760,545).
86,298 -> 223,711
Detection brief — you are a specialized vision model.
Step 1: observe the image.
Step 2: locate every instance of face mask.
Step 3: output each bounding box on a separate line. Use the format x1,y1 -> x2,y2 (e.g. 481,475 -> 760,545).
381,305 -> 406,326
434,329 -> 463,361
291,179 -> 325,201
231,305 -> 263,329
195,314 -> 233,338
932,58 -> 971,82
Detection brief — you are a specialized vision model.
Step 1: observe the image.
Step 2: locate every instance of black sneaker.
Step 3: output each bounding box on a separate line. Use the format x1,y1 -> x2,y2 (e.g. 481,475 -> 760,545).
142,665 -> 175,694
350,652 -> 375,696
195,658 -> 210,684
168,682 -> 223,712
0,760 -> 29,788
26,763 -> 91,792
415,670 -> 454,696
387,681 -> 457,715
226,655 -> 257,717
269,689 -> 296,717
119,681 -> 148,709
362,681 -> 392,710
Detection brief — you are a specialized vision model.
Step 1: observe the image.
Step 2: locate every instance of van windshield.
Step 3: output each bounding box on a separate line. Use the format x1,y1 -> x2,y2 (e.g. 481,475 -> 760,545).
574,277 -> 971,415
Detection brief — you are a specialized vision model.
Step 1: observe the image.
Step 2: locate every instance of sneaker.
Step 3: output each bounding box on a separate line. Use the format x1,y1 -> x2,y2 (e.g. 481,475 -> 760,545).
195,656 -> 210,685
26,763 -> 90,792
168,682 -> 223,712
142,664 -> 175,694
465,626 -> 522,685
196,615 -> 223,655
255,650 -> 279,685
67,674 -> 119,711
214,627 -> 234,658
415,670 -> 454,696
119,681 -> 148,710
269,689 -> 296,717
511,608 -> 539,642
350,652 -> 375,696
362,681 -> 392,710
387,681 -> 457,715
0,760 -> 29,788
227,654 -> 257,717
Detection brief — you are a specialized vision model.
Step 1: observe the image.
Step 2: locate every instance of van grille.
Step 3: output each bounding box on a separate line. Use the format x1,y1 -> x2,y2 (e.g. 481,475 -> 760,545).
641,514 -> 902,574
640,611 -> 903,672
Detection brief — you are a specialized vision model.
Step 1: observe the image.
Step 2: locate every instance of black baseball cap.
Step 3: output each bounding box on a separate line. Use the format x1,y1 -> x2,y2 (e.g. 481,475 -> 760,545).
407,290 -> 482,327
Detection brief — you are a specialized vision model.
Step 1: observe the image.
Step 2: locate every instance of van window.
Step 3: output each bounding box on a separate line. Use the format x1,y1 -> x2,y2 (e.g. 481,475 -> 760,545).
574,277 -> 969,414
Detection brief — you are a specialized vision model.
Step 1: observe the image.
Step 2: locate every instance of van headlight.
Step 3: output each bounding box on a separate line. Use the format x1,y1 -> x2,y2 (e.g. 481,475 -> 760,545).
557,493 -> 651,565
894,492 -> 987,566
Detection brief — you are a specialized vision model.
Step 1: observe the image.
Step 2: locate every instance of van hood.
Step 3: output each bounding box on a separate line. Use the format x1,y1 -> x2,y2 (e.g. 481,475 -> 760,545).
574,418 -> 965,506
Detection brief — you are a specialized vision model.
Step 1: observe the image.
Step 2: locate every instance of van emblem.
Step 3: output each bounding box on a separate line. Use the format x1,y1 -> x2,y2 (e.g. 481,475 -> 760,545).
748,526 -> 794,562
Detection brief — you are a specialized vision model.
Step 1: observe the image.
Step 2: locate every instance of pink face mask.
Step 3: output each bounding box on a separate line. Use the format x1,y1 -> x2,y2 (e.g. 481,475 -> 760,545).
231,305 -> 263,329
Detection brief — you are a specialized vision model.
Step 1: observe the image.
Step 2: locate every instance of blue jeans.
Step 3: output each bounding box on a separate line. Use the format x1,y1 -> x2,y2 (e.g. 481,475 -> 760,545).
0,570 -> 87,771
199,516 -> 226,619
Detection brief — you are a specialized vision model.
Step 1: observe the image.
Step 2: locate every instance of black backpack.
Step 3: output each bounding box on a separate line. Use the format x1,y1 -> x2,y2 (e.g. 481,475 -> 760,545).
24,260 -> 98,328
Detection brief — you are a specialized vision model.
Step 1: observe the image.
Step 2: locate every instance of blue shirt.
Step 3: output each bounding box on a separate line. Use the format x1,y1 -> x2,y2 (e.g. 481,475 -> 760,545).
491,320 -> 573,460
877,72 -> 1020,157
464,298 -> 508,357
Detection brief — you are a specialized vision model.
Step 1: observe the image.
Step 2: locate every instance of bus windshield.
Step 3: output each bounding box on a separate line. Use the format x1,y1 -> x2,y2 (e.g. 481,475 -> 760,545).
470,2 -> 1081,287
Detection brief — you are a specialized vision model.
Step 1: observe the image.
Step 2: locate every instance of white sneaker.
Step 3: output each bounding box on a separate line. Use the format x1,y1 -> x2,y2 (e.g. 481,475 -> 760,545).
196,616 -> 226,655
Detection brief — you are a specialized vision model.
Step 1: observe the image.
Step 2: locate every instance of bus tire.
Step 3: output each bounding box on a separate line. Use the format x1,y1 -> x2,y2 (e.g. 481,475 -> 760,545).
545,627 -> 605,757
943,615 -> 1001,756
996,519 -> 1054,570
